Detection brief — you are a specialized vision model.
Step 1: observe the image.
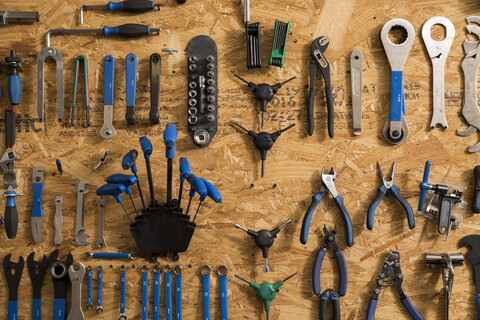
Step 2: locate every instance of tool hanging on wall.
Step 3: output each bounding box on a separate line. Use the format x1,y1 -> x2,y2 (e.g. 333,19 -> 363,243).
122,149 -> 146,211
234,219 -> 292,272
307,36 -> 334,138
3,186 -> 23,239
72,180 -> 91,246
233,122 -> 295,177
201,266 -> 211,320
269,20 -> 290,67
218,266 -> 229,320
56,159 -> 63,175
93,149 -> 111,172
153,265 -> 161,320
96,183 -> 133,223
150,53 -> 161,124
27,252 -> 47,320
0,9 -> 39,25
126,53 -> 137,125
139,136 -> 156,208
100,55 -> 116,139
164,265 -> 173,320
174,266 -> 183,320
244,0 -> 261,68
48,249 -> 73,320
80,1 -> 165,24
3,254 -> 24,320
119,265 -> 127,320
141,266 -> 148,320
473,166 -> 480,213
71,55 -> 90,126
31,166 -> 44,243
459,235 -> 480,319
96,266 -> 103,313
350,48 -> 363,136
54,196 -> 63,245
68,263 -> 85,320
87,266 -> 93,310
96,196 -> 107,248
187,35 -> 218,147
426,253 -> 464,320
234,74 -> 296,128
85,252 -> 137,259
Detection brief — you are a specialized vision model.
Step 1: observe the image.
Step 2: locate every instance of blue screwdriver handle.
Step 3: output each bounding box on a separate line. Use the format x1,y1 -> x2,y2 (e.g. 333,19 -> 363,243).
179,158 -> 190,181
122,149 -> 138,173
106,174 -> 137,186
53,298 -> 66,320
32,178 -> 44,218
165,272 -> 172,320
103,24 -> 157,38
219,274 -> 228,320
203,274 -> 210,320
32,298 -> 41,320
142,271 -> 148,320
366,298 -> 378,320
108,1 -> 156,12
367,185 -> 387,230
7,73 -> 20,105
8,300 -> 17,320
96,184 -> 126,203
125,53 -> 137,125
187,174 -> 207,198
139,136 -> 152,160
333,195 -> 354,247
300,193 -> 323,244
175,273 -> 182,320
164,123 -> 177,159
200,178 -> 222,203
153,269 -> 161,320
104,55 -> 114,106
390,185 -> 415,229
418,161 -> 431,212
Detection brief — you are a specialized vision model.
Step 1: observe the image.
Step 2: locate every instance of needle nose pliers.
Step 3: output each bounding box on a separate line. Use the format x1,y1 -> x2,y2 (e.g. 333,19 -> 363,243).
367,161 -> 414,230
320,289 -> 340,320
301,167 -> 354,247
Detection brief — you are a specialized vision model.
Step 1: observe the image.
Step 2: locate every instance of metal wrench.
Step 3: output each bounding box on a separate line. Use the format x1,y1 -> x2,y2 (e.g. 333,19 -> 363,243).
97,266 -> 104,313
71,180 -> 90,246
54,196 -> 63,245
119,265 -> 127,320
380,19 -> 415,144
67,263 -> 86,320
422,16 -> 455,130
37,47 -> 64,122
96,196 -> 107,248
87,266 -> 93,310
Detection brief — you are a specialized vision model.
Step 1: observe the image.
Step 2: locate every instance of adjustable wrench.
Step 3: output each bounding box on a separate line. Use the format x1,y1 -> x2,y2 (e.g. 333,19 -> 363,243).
72,180 -> 90,246
67,263 -> 85,320
96,196 -> 107,248
422,16 -> 455,130
54,196 -> 63,245
380,19 -> 415,144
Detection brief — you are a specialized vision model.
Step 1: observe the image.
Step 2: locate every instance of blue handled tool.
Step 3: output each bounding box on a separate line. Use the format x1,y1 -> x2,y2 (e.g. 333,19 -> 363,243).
97,266 -> 104,313
201,266 -> 211,320
164,266 -> 173,320
122,149 -> 146,211
106,173 -> 139,216
31,166 -> 44,243
174,266 -> 182,320
72,55 -> 90,126
56,158 -> 63,175
185,173 -> 207,220
312,225 -> 347,297
48,250 -> 73,320
140,136 -> 157,208
367,162 -> 414,231
100,55 -> 116,139
126,53 -> 137,125
80,1 -> 166,25
300,167 -> 354,247
164,123 -> 177,206
85,252 -> 137,259
142,266 -> 148,320
320,289 -> 340,320
153,265 -> 161,320
199,178 -> 222,203
217,266 -> 228,320
87,266 -> 93,310
473,166 -> 480,213
3,254 -> 23,320
177,157 -> 191,210
119,265 -> 127,319
418,161 -> 432,212
27,252 -> 47,320
3,186 -> 23,239
96,184 -> 132,223
459,235 -> 480,320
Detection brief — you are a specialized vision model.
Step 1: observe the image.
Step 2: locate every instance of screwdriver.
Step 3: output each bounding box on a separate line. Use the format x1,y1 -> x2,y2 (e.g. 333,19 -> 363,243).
81,1 -> 166,24
122,149 -> 146,211
105,174 -> 139,216
192,178 -> 222,222
96,184 -> 133,224
139,136 -> 156,208
177,157 -> 191,210
3,186 -> 23,239
185,173 -> 207,217
164,123 -> 177,207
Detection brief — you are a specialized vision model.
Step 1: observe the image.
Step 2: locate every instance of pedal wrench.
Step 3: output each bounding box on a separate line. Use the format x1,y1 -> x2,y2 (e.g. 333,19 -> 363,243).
96,196 -> 107,248
54,196 -> 63,245
68,263 -> 85,320
71,180 -> 90,246
97,266 -> 103,313
422,16 -> 454,130
100,55 -> 116,139
27,252 -> 48,320
380,19 -> 415,144
49,250 -> 73,320
87,266 -> 93,310
37,47 -> 64,122
3,254 -> 24,320
119,265 -> 127,320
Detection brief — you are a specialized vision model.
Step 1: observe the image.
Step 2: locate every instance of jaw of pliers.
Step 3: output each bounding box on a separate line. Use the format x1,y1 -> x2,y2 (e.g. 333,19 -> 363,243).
3,253 -> 24,297
320,289 -> 340,320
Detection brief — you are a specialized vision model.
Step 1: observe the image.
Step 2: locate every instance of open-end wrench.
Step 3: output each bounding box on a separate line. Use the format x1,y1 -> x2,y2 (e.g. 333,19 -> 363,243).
37,47 -> 64,122
87,266 -> 93,310
119,265 -> 127,320
72,180 -> 90,246
422,16 -> 455,130
54,196 -> 63,245
67,263 -> 85,320
97,266 -> 103,313
96,196 -> 107,248
380,19 -> 415,144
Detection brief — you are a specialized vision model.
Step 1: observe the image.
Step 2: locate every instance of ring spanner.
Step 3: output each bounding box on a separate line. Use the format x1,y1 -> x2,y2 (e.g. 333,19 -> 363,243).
119,265 -> 127,320
174,265 -> 183,320
142,266 -> 148,320
218,266 -> 229,320
165,265 -> 173,320
154,265 -> 161,320
201,266 -> 211,320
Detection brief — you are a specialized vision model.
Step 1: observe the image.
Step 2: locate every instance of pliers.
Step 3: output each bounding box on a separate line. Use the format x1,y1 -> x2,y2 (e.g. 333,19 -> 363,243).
367,250 -> 423,320
320,289 -> 340,320
367,162 -> 414,230
307,36 -> 334,138
313,225 -> 347,297
301,167 -> 354,247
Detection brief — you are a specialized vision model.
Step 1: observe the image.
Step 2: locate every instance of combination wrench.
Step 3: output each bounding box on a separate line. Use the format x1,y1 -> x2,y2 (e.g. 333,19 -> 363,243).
119,265 -> 127,320
154,265 -> 161,320
67,263 -> 85,320
96,196 -> 107,248
380,19 -> 415,144
142,266 -> 148,320
87,266 -> 93,310
218,266 -> 229,320
72,180 -> 90,246
174,265 -> 183,320
164,265 -> 173,320
201,266 -> 211,320
422,16 -> 455,130
97,266 -> 103,313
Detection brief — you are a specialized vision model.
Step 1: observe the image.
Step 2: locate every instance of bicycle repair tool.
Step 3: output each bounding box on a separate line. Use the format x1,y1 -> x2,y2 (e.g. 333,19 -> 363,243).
0,9 -> 39,25
380,19 -> 415,144
72,180 -> 90,246
101,55 -> 116,138
3,186 -> 23,239
422,16 -> 454,130
3,254 -> 23,320
191,177 -> 222,223
218,266 -> 229,320
164,123 -> 177,206
54,196 -> 63,245
71,55 -> 90,126
367,251 -> 423,320
49,249 -> 74,320
140,136 -> 157,207
142,266 -> 148,320
56,159 -> 63,175
31,166 -> 44,243
459,235 -> 480,319
150,53 -> 161,124
105,174 -> 138,215
187,35 -> 218,147
87,266 -> 93,310
269,20 -> 290,67
300,167 -> 354,247
185,173 -> 207,217
85,252 -> 137,259
174,265 -> 183,320
177,157 -> 190,210
235,273 -> 296,320
234,74 -> 296,128
96,184 -> 133,223
119,265 -> 127,320
37,46 -> 64,122
96,266 -> 103,313
154,265 -> 161,320
201,266 -> 211,320
474,166 -> 480,213
68,263 -> 85,320
27,252 -> 47,320
244,0 -> 261,68
418,161 -> 463,240
307,36 -> 334,138
233,122 -> 295,177
312,225 -> 347,297
350,48 -> 363,136
319,289 -> 339,320
234,219 -> 292,272
426,253 -> 464,320
164,266 -> 173,320
96,196 -> 107,248
80,1 -> 165,25
126,53 -> 137,125
122,149 -> 146,211
367,161 -> 414,230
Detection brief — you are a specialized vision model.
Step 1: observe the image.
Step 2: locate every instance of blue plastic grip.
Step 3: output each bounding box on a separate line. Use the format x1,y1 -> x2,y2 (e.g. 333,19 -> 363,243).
126,53 -> 137,107
476,293 -> 480,320
175,273 -> 182,320
120,270 -> 126,314
187,174 -> 207,199
32,298 -> 41,320
7,74 -> 20,105
96,184 -> 126,203
8,300 -> 17,320
312,248 -> 326,295
142,271 -> 148,320
139,136 -> 152,160
106,174 -> 137,187
104,55 -> 115,106
401,297 -> 424,320
154,270 -> 161,320
300,193 -> 322,244
164,123 -> 177,159
335,249 -> 348,297
179,158 -> 191,181
390,185 -> 415,229
32,180 -> 44,218
200,178 -> 222,203
367,185 -> 387,230
203,274 -> 210,320
53,298 -> 66,320
92,252 -> 130,259
122,150 -> 138,173
107,1 -> 124,11
418,161 -> 431,212
88,268 -> 93,307
333,195 -> 354,247
390,71 -> 404,121
366,298 -> 377,320
103,26 -> 119,36
165,272 -> 172,320
5,190 -> 16,207
98,268 -> 103,309
219,274 -> 228,320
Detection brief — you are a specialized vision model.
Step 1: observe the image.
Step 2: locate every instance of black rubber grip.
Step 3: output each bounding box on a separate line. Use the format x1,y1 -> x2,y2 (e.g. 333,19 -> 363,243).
123,1 -> 155,12
473,166 -> 480,213
4,205 -> 18,239
126,106 -> 136,125
325,86 -> 334,138
307,90 -> 315,136
117,24 -> 152,38
320,297 -> 328,320
332,298 -> 340,320
5,107 -> 15,148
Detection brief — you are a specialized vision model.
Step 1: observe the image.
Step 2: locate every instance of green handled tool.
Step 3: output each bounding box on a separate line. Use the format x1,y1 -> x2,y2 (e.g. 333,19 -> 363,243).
269,20 -> 290,67
72,55 -> 90,126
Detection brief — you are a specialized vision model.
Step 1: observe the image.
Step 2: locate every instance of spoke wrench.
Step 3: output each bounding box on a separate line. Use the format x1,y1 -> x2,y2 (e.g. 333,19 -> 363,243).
68,263 -> 86,320
3,254 -> 24,320
27,252 -> 47,320
49,249 -> 73,320
72,180 -> 90,246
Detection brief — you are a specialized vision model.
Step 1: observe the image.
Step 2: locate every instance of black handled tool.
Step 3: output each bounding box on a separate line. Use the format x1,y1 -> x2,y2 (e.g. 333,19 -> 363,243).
320,289 -> 340,320
27,252 -> 48,320
473,166 -> 480,213
149,53 -> 161,124
80,1 -> 165,24
3,254 -> 24,320
459,235 -> 480,319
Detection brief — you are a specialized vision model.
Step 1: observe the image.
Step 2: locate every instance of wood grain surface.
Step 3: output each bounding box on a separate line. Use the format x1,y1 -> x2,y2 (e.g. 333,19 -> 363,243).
1,0 -> 480,319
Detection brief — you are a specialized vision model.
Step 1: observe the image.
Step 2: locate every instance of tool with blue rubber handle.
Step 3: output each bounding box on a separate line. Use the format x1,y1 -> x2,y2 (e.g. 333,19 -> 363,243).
80,1 -> 165,24
177,157 -> 191,210
201,266 -> 211,320
3,254 -> 23,320
48,249 -> 73,320
164,265 -> 173,320
185,173 -> 207,220
85,252 -> 137,259
174,266 -> 183,320
97,266 -> 104,313
27,252 -> 47,320
192,177 -> 222,222
100,55 -> 116,139
141,266 -> 148,320
126,53 -> 137,125
87,266 -> 93,310
320,289 -> 340,320
96,183 -> 133,223
140,136 -> 157,208
122,149 -> 146,211
3,186 -> 23,239
119,265 -> 127,319
459,235 -> 480,320
31,166 -> 44,243
164,123 -> 177,206
217,266 -> 229,320
106,173 -> 139,216
153,265 -> 161,320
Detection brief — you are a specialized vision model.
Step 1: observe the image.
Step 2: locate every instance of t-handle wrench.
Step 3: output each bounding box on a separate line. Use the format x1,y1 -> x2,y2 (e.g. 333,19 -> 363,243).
122,149 -> 146,211
164,123 -> 177,206
140,136 -> 156,207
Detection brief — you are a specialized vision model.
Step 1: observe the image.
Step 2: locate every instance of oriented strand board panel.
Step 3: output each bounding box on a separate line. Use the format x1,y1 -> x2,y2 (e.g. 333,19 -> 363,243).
2,0 -> 480,319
